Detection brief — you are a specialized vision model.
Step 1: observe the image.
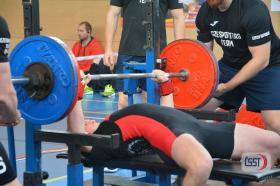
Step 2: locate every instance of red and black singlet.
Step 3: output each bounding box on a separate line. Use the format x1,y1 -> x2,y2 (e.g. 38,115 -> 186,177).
86,104 -> 235,162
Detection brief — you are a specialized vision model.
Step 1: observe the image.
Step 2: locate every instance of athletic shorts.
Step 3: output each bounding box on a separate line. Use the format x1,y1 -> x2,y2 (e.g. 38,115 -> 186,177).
156,121 -> 236,164
114,54 -> 146,92
217,62 -> 280,112
0,142 -> 17,185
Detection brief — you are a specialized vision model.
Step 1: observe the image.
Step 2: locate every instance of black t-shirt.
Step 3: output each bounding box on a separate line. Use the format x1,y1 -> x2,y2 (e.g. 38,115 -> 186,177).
0,16 -> 10,63
196,0 -> 280,69
110,0 -> 183,56
0,142 -> 17,185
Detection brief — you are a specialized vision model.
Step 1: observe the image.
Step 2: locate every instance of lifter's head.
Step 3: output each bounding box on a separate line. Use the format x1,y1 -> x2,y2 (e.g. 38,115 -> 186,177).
77,21 -> 92,41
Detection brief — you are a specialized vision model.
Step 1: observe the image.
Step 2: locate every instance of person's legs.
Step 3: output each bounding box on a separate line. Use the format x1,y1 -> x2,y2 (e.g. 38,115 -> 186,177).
67,101 -> 95,152
261,110 -> 280,134
118,92 -> 128,109
242,65 -> 280,134
141,91 -> 147,103
202,62 -> 244,111
231,124 -> 280,162
201,98 -> 224,110
231,124 -> 280,186
114,55 -> 146,109
114,55 -> 129,109
171,134 -> 213,186
67,101 -> 85,133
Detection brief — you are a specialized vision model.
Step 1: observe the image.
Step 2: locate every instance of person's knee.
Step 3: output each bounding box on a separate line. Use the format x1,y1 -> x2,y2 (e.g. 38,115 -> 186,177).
118,93 -> 128,109
141,91 -> 147,103
262,111 -> 280,134
201,98 -> 223,110
266,121 -> 280,134
264,118 -> 280,133
264,131 -> 280,154
186,155 -> 213,179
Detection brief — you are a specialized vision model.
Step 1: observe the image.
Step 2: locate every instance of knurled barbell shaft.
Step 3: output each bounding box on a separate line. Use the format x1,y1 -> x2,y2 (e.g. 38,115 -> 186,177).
88,71 -> 188,81
11,70 -> 188,86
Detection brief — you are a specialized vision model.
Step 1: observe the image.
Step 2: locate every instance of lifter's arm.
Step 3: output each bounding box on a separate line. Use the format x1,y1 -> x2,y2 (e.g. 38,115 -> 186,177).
160,94 -> 174,108
0,63 -> 20,125
151,70 -> 174,108
217,42 -> 270,96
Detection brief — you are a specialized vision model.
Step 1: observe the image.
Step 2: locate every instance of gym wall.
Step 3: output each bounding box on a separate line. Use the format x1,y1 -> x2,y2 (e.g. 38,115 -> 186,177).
0,0 -> 279,59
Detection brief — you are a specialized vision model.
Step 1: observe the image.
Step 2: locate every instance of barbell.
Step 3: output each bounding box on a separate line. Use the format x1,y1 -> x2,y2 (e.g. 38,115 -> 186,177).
9,36 -> 219,125
76,53 -> 118,61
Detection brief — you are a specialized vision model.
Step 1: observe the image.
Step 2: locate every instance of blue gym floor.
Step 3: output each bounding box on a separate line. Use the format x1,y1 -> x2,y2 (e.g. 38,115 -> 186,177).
1,93 -> 280,186
0,92 -> 145,185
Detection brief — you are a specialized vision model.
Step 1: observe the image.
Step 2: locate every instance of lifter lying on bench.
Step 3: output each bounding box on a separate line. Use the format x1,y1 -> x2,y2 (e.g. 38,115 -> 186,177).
69,70 -> 280,186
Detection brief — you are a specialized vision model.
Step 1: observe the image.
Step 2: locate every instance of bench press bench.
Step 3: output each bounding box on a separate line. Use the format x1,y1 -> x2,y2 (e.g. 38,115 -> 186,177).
57,153 -> 280,186
56,109 -> 280,186
25,109 -> 279,186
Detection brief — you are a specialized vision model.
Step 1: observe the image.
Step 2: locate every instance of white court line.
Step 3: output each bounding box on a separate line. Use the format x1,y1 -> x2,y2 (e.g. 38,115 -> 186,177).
82,111 -> 110,115
83,99 -> 118,103
84,116 -> 104,120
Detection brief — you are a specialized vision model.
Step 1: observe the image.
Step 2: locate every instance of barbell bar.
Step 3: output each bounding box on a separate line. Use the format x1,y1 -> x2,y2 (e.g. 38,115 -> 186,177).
11,76 -> 30,85
76,53 -> 118,61
87,70 -> 188,81
9,36 -> 219,125
11,70 -> 188,86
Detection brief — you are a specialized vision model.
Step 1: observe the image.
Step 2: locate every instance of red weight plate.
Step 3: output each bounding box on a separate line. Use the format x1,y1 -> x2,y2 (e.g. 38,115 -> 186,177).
210,51 -> 220,97
160,39 -> 219,109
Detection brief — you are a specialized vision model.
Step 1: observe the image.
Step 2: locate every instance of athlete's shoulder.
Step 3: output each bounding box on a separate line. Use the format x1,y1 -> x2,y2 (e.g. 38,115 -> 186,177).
199,2 -> 212,14
239,0 -> 268,12
0,16 -> 7,25
0,16 -> 10,36
197,2 -> 213,23
239,0 -> 270,22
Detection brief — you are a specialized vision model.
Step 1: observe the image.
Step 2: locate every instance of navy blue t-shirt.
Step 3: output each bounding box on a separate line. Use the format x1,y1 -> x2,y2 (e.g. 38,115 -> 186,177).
196,0 -> 280,69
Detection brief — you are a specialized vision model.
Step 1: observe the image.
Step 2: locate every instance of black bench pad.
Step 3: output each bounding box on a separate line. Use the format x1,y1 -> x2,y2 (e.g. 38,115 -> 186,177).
57,153 -> 280,182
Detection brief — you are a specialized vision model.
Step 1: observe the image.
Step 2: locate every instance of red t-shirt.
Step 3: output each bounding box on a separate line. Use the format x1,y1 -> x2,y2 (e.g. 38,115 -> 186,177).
72,37 -> 104,72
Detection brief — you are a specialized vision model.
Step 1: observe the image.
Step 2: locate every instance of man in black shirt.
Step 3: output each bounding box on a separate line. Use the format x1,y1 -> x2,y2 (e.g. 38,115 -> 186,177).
104,0 -> 185,109
196,0 -> 280,133
0,16 -> 21,186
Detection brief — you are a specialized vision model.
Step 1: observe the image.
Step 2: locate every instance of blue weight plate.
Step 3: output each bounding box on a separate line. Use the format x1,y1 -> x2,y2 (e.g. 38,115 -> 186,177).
50,37 -> 80,117
9,36 -> 79,125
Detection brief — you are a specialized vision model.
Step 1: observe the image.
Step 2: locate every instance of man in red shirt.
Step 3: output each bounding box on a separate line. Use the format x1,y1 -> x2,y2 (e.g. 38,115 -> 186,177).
72,21 -> 104,73
68,21 -> 112,137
